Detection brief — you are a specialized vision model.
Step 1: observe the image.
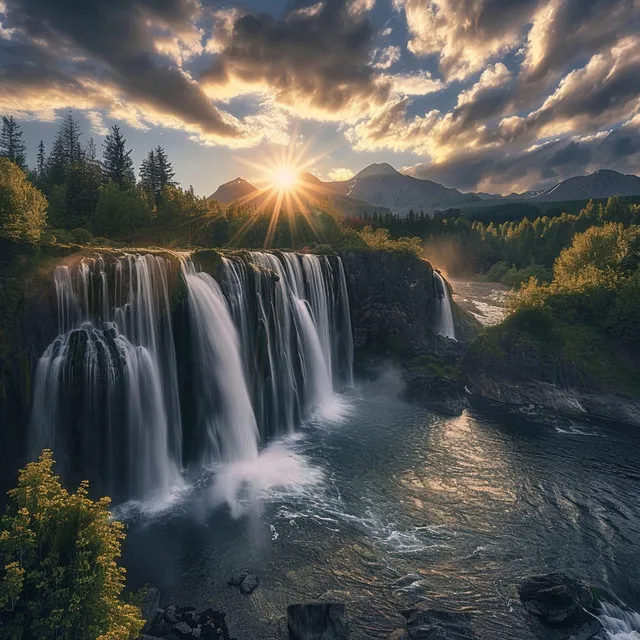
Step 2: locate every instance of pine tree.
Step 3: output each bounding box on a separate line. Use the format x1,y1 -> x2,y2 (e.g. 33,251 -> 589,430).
139,146 -> 175,206
102,125 -> 135,188
0,116 -> 27,171
154,146 -> 175,191
139,149 -> 158,201
46,113 -> 83,186
36,140 -> 46,182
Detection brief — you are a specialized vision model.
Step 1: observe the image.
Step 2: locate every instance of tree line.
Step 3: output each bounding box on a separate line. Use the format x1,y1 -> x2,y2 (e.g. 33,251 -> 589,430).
0,113 -> 209,243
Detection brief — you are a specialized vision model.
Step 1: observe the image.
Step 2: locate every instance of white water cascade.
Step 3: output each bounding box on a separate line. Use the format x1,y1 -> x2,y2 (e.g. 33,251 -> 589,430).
29,251 -> 354,502
220,251 -> 354,436
598,601 -> 640,639
30,255 -> 183,500
433,271 -> 456,340
181,260 -> 259,465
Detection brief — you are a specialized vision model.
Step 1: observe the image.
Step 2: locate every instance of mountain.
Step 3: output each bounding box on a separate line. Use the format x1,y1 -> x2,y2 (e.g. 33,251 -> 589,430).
533,169 -> 640,202
208,177 -> 258,203
328,163 -> 481,215
208,172 -> 391,218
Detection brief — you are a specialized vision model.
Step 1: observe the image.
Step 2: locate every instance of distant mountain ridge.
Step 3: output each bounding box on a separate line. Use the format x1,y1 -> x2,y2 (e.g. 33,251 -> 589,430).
208,171 -> 391,218
209,177 -> 258,203
328,163 -> 481,215
209,166 -> 640,219
532,169 -> 640,202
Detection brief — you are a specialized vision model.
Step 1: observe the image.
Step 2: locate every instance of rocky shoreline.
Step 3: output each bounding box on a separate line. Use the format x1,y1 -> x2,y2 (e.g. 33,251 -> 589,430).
139,573 -> 621,640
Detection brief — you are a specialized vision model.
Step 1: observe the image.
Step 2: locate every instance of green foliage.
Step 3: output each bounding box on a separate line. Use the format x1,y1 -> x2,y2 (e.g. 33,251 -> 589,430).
0,159 -> 47,242
101,126 -> 135,188
93,183 -> 152,240
508,223 -> 640,353
500,264 -> 553,288
0,450 -> 144,640
0,117 -> 27,172
357,225 -> 422,255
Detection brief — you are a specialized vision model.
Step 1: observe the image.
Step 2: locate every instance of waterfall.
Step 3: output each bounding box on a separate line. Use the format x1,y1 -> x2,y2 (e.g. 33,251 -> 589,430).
30,255 -> 183,501
433,271 -> 456,340
181,260 -> 259,465
219,251 -> 353,437
29,251 -> 354,501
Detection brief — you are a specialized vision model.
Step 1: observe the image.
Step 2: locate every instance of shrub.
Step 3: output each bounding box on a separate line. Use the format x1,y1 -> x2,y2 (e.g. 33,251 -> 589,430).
0,159 -> 47,242
486,261 -> 509,282
0,450 -> 144,640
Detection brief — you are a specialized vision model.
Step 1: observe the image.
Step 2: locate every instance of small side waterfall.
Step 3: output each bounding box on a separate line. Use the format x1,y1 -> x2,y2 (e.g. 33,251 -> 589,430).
29,251 -> 354,502
433,271 -> 456,340
30,255 -> 183,500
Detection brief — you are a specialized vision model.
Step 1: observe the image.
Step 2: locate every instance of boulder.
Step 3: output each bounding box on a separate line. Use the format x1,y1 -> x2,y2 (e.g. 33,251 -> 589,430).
173,621 -> 194,638
517,574 -> 598,627
227,570 -> 250,587
140,587 -> 162,631
164,604 -> 179,624
287,603 -> 349,640
239,573 -> 259,595
401,608 -> 476,639
388,630 -> 410,640
200,612 -> 231,640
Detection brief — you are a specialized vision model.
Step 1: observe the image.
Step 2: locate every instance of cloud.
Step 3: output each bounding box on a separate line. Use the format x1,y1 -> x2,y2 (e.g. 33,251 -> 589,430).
348,37 -> 640,167
393,0 -> 537,81
404,116 -> 640,194
1,0 -> 244,138
521,0 -> 640,87
202,0 -> 391,122
327,167 -> 355,181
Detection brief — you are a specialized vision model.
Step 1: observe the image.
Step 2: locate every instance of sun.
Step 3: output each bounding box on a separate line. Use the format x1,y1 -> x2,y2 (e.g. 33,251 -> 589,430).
272,165 -> 298,191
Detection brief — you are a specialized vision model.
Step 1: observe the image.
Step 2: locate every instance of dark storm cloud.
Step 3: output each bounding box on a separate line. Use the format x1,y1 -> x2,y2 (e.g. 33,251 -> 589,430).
521,0 -> 640,86
407,122 -> 640,193
203,0 -> 390,117
1,0 -> 240,136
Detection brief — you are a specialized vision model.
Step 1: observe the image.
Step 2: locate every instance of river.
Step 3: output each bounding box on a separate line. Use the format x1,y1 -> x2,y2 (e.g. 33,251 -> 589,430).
122,383 -> 640,639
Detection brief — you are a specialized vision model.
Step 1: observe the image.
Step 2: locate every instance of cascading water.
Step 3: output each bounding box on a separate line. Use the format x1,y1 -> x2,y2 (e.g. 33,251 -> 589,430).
180,260 -> 259,465
598,601 -> 640,639
30,250 -> 354,502
30,255 -> 183,501
220,251 -> 354,437
433,271 -> 456,340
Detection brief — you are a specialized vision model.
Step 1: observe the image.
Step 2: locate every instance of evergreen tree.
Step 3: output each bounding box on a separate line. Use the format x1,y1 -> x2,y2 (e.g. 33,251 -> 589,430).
139,146 -> 175,206
0,116 -> 27,171
102,125 -> 135,188
139,149 -> 158,201
46,113 -> 83,187
36,140 -> 46,182
154,145 -> 175,191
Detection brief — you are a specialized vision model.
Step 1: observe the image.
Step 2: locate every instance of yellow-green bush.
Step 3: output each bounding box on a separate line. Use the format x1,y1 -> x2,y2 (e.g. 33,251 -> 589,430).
0,451 -> 144,640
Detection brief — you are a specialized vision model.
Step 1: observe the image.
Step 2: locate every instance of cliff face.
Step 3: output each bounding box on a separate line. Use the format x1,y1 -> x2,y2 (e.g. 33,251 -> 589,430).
339,250 -> 437,359
340,250 -> 471,413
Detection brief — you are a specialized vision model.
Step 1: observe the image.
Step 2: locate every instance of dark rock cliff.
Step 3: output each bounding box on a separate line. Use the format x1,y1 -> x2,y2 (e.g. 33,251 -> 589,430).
339,250 -> 473,413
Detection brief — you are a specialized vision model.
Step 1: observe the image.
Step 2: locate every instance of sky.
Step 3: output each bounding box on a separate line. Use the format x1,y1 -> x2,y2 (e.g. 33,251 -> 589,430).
1,0 -> 639,196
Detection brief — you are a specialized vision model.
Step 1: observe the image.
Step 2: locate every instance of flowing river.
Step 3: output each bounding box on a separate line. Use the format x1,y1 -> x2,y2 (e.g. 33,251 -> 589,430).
122,385 -> 640,639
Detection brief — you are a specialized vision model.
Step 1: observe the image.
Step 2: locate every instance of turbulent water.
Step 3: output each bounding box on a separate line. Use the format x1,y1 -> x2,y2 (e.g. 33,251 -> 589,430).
29,251 -> 353,503
433,271 -> 456,340
122,390 -> 640,639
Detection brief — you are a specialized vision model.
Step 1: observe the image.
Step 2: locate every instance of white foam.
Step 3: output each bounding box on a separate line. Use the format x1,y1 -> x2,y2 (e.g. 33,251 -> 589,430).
599,601 -> 640,639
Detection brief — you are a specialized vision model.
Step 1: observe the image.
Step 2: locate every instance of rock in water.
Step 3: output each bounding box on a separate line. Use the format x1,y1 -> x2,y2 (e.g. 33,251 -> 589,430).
239,573 -> 259,595
401,608 -> 476,639
288,603 -> 349,640
517,573 -> 598,627
140,587 -> 162,631
227,570 -> 250,587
